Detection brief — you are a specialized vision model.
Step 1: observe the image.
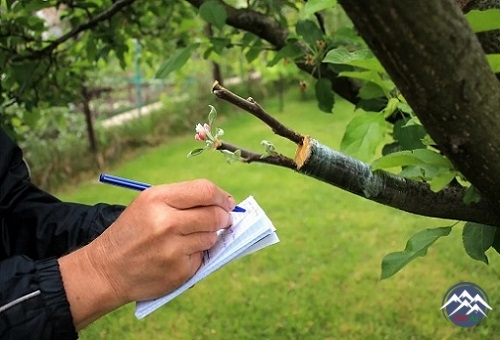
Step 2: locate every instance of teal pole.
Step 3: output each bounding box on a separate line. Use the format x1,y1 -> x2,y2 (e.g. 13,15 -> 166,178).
134,39 -> 142,115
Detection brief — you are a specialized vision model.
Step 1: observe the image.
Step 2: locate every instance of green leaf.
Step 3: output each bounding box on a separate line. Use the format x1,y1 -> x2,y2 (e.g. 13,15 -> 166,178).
221,149 -> 242,164
464,185 -> 481,205
382,98 -> 399,118
466,9 -> 500,33
245,39 -> 262,63
187,148 -> 205,158
314,78 -> 334,113
11,62 -> 36,84
338,70 -> 393,96
155,43 -> 200,78
267,43 -> 303,67
323,47 -> 385,73
210,37 -> 231,54
372,149 -> 453,170
381,226 -> 452,279
486,54 -> 500,73
340,112 -> 386,162
208,105 -> 217,127
22,109 -> 41,129
6,0 -> 16,10
199,0 -> 227,30
491,229 -> 500,255
296,20 -> 324,47
392,119 -> 426,151
429,170 -> 457,192
21,1 -> 54,12
301,0 -> 337,18
462,222 -> 497,264
203,46 -> 214,59
358,82 -> 385,100
397,102 -> 413,115
215,127 -> 224,138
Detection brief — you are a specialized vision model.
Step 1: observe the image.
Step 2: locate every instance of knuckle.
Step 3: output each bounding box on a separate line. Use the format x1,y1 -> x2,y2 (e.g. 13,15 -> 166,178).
214,209 -> 228,229
207,232 -> 219,247
197,232 -> 219,250
196,179 -> 218,200
206,207 -> 227,231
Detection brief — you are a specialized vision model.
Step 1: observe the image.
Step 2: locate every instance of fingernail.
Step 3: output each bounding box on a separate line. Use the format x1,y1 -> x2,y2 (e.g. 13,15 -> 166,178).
228,195 -> 236,210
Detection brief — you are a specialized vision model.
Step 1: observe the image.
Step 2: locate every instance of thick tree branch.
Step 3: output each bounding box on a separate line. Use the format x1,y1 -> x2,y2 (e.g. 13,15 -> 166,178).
12,0 -> 137,62
212,83 -> 500,226
186,0 -> 360,103
339,0 -> 500,205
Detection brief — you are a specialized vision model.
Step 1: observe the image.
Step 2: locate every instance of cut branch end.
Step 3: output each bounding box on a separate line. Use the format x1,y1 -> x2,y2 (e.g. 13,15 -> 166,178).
295,136 -> 311,169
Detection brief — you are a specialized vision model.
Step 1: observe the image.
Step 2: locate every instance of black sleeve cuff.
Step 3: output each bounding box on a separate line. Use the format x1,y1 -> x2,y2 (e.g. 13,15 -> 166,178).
0,256 -> 78,339
35,257 -> 78,339
86,204 -> 125,242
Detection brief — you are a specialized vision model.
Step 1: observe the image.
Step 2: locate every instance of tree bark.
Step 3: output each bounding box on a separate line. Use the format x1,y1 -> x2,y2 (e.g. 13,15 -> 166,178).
296,137 -> 500,226
339,0 -> 500,205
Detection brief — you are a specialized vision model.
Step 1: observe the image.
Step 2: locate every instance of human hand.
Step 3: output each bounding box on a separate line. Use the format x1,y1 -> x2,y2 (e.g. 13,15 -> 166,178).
59,179 -> 235,329
91,179 -> 235,302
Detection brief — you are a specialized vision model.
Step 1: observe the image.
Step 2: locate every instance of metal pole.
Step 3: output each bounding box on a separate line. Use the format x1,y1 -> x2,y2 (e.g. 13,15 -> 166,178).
134,39 -> 142,115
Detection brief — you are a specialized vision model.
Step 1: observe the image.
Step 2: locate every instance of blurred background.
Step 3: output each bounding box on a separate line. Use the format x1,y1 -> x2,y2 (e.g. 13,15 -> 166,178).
1,1 -> 499,339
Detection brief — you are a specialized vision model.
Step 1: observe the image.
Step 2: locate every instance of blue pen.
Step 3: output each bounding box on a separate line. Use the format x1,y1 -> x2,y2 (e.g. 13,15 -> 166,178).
99,173 -> 246,213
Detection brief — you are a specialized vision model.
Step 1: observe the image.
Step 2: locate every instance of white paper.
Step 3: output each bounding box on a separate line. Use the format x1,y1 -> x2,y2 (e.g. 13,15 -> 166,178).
135,196 -> 279,319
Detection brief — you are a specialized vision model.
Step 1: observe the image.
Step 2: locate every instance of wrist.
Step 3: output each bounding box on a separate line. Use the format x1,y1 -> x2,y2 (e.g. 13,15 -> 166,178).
59,240 -> 127,330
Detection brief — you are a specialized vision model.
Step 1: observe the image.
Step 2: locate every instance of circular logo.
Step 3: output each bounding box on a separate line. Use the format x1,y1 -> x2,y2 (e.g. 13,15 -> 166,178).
441,282 -> 492,327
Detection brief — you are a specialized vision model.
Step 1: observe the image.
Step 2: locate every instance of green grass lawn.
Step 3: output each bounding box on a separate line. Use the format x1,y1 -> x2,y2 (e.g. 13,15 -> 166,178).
59,91 -> 500,339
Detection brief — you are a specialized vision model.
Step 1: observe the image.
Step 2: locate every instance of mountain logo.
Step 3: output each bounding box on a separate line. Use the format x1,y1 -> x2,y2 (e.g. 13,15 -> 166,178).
441,282 -> 492,327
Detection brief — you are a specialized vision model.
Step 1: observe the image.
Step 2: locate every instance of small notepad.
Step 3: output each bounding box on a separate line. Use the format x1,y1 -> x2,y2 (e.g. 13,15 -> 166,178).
135,196 -> 279,319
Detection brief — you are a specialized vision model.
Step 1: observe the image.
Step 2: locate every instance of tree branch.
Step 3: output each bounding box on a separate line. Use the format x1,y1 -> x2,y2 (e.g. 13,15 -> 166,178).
212,81 -> 303,144
12,0 -> 138,62
338,0 -> 500,205
218,142 -> 297,169
186,0 -> 360,103
212,83 -> 500,226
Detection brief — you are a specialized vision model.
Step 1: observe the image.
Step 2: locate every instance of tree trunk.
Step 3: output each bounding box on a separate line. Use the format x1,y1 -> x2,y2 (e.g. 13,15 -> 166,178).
81,87 -> 101,168
205,23 -> 224,84
339,0 -> 500,205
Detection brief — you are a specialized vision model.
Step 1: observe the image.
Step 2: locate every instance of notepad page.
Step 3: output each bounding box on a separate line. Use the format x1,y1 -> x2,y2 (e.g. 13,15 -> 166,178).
135,196 -> 278,319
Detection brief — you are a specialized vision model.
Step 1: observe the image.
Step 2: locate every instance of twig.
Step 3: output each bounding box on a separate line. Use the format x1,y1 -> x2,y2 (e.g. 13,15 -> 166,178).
218,141 -> 296,169
12,0 -> 137,62
212,81 -> 304,144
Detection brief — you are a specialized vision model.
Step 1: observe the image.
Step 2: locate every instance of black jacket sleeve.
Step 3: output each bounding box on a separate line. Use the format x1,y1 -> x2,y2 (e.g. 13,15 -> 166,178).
0,130 -> 125,339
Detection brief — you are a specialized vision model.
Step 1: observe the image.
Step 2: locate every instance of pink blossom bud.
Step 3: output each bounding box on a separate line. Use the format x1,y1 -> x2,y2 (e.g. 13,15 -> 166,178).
195,123 -> 207,140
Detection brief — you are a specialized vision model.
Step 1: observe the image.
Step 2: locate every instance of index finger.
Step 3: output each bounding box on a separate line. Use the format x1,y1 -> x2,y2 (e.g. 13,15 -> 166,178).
149,179 -> 235,211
